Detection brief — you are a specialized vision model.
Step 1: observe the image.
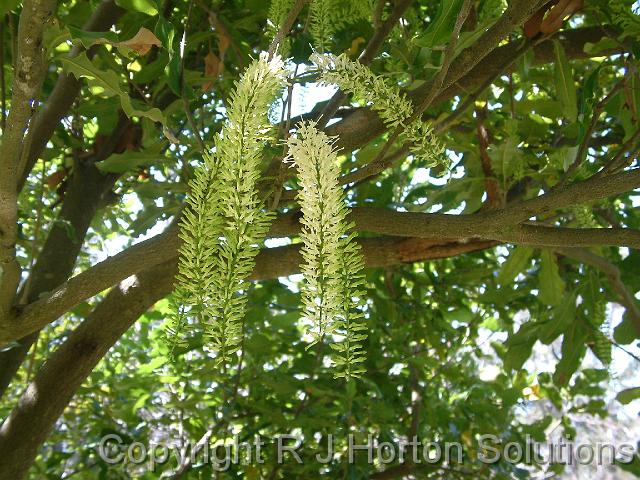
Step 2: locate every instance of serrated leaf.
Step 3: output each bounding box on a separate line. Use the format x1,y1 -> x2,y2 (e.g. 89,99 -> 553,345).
61,53 -> 172,139
67,25 -> 118,49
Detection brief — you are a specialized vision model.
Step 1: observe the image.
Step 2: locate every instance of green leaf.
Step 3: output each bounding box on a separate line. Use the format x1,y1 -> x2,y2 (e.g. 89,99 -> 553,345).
616,455 -> 640,476
67,25 -> 118,49
155,17 -> 181,95
502,322 -> 540,371
419,0 -> 464,48
44,22 -> 71,53
115,0 -> 158,16
497,246 -> 534,286
614,312 -> 639,345
553,40 -> 577,122
616,387 -> 640,405
0,0 -> 20,16
539,293 -> 576,344
488,134 -> 523,187
583,38 -> 618,55
132,392 -> 150,412
61,53 -> 172,138
538,250 -> 565,306
553,320 -> 588,386
137,356 -> 167,374
98,151 -> 166,173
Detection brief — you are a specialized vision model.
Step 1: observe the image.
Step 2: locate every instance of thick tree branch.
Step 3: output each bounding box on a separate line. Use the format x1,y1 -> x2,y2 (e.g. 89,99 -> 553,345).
481,168 -> 640,225
2,222 -> 180,344
0,0 -> 57,316
0,234 -> 497,479
1,228 -> 497,344
6,166 -> 640,344
501,224 -> 640,249
0,260 -> 175,480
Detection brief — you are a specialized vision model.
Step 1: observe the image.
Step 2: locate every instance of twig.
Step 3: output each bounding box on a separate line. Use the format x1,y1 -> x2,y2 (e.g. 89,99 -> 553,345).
435,39 -> 532,134
179,0 -> 205,152
598,128 -> 640,176
372,0 -> 385,29
354,0 -> 472,188
410,0 -> 474,121
475,104 -> 502,208
612,340 -> 640,364
557,80 -> 626,187
270,64 -> 299,210
268,0 -> 309,60
340,144 -> 410,186
277,144 -> 411,202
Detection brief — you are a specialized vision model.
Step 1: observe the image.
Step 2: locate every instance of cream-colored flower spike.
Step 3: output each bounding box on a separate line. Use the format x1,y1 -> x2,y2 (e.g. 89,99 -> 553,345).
311,52 -> 444,166
167,53 -> 286,364
288,122 -> 368,379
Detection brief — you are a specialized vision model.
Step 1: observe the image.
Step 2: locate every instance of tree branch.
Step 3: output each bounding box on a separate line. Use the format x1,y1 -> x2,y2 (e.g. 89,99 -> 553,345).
0,0 -> 57,316
0,260 -> 176,480
411,0 -> 547,110
7,165 -> 640,345
481,168 -> 640,225
2,228 -> 497,344
501,224 -> 640,249
267,0 -> 309,58
0,232 -> 496,479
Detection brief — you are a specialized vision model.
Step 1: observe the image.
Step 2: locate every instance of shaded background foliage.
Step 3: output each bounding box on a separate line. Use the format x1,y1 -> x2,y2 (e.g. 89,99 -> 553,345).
0,0 -> 639,478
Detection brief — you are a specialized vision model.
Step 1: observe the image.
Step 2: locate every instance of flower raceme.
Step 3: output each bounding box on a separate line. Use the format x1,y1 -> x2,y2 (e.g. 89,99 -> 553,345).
287,122 -> 368,379
311,52 -> 444,166
167,53 -> 286,364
